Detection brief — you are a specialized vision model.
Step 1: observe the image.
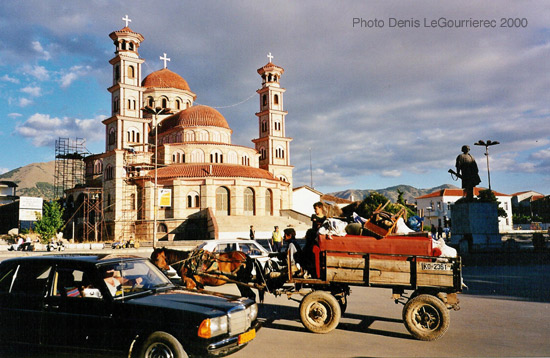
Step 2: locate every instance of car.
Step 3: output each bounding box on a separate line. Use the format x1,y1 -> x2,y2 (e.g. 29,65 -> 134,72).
0,255 -> 259,358
196,239 -> 274,268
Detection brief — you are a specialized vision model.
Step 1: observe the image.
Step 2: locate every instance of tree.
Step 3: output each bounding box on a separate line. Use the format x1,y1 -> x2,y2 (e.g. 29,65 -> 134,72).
34,201 -> 65,243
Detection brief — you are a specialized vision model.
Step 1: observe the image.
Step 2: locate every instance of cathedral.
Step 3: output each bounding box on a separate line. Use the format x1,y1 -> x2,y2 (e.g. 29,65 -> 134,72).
64,18 -> 302,242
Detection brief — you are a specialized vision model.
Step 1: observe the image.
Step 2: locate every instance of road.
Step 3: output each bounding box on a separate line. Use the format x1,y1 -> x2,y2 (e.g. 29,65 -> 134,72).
0,250 -> 548,357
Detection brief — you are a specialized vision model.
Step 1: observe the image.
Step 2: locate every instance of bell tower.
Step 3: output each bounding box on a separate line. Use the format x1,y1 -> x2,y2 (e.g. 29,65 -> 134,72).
103,15 -> 147,152
253,53 -> 293,186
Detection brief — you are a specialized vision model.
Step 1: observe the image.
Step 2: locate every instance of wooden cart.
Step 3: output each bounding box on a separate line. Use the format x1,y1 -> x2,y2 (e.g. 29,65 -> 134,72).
271,240 -> 463,341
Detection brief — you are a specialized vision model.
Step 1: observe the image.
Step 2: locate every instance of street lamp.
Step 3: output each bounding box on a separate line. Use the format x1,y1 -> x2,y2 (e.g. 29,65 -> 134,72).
474,140 -> 500,192
142,105 -> 171,248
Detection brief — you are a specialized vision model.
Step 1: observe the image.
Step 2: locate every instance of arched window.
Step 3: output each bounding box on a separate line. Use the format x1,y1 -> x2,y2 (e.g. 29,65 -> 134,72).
128,65 -> 135,79
278,175 -> 288,182
157,223 -> 168,233
262,94 -> 267,107
104,165 -> 114,180
265,189 -> 272,215
147,96 -> 154,107
211,131 -> 220,142
274,94 -> 279,105
187,191 -> 199,208
129,42 -> 134,51
113,97 -> 119,113
161,97 -> 168,108
210,150 -> 223,163
216,187 -> 230,215
185,131 -> 195,142
127,127 -> 140,143
108,128 -> 116,145
191,149 -> 205,163
175,99 -> 181,110
276,146 -> 285,159
227,151 -> 238,164
260,147 -> 267,160
244,188 -> 255,216
94,160 -> 103,174
130,193 -> 136,210
172,150 -> 185,163
196,130 -> 208,141
241,154 -> 250,166
114,65 -> 120,83
261,121 -> 268,133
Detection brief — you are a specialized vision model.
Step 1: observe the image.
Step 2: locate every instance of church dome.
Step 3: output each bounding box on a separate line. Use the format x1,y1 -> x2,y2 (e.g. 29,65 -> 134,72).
159,105 -> 230,134
142,68 -> 191,91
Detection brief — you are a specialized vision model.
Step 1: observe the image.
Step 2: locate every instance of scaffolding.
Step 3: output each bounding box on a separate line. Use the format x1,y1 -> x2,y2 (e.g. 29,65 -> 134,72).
54,138 -> 90,199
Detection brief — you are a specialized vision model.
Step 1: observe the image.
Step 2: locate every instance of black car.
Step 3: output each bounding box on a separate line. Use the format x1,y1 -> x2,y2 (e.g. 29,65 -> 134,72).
0,255 -> 259,358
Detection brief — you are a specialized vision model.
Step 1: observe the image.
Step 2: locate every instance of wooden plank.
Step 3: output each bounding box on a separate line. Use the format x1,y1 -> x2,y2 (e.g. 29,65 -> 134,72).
417,274 -> 454,287
369,270 -> 411,285
326,268 -> 365,283
326,255 -> 365,269
370,259 -> 411,273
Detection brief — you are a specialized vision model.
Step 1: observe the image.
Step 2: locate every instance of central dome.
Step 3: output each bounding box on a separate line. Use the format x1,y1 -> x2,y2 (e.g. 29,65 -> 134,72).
159,105 -> 230,133
142,68 -> 191,91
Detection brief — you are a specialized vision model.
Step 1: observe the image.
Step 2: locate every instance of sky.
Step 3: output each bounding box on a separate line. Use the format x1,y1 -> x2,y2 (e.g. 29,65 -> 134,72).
1,1 -> 549,196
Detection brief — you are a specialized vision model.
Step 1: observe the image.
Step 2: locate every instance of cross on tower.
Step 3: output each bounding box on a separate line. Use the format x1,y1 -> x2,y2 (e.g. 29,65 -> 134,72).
122,15 -> 132,27
267,52 -> 274,63
160,53 -> 170,69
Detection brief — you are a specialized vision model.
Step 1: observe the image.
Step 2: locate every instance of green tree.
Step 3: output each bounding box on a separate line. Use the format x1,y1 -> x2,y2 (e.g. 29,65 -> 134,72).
34,201 -> 65,243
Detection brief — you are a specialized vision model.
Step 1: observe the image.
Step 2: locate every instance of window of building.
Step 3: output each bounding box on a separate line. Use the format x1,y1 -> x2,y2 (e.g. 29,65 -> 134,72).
147,97 -> 154,107
227,151 -> 237,164
274,94 -> 279,105
244,188 -> 255,215
275,146 -> 285,159
265,189 -> 272,215
175,99 -> 181,110
157,223 -> 168,233
260,147 -> 267,160
172,150 -> 185,163
104,165 -> 114,180
161,97 -> 168,108
241,154 -> 250,166
187,191 -> 199,208
262,94 -> 267,107
261,121 -> 268,133
114,65 -> 120,83
216,187 -> 230,215
210,150 -> 223,163
191,149 -> 205,162
128,65 -> 135,79
108,128 -> 116,146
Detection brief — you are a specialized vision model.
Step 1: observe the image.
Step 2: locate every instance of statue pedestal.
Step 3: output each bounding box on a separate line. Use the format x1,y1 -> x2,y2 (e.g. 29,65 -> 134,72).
450,202 -> 501,253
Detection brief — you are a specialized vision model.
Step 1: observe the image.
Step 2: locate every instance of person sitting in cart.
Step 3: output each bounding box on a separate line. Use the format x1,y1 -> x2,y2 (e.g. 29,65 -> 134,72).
275,227 -> 305,276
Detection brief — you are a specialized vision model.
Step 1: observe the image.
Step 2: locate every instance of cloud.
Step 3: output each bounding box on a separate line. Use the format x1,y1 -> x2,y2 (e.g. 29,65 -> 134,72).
8,113 -> 22,118
18,98 -> 33,107
23,65 -> 49,81
20,86 -> 41,97
1,74 -> 19,84
59,65 -> 91,88
32,40 -> 51,60
14,113 -> 106,147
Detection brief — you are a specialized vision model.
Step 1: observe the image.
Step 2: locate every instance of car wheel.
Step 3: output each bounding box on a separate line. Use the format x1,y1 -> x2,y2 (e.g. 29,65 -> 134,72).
299,291 -> 341,334
137,331 -> 188,358
403,294 -> 450,341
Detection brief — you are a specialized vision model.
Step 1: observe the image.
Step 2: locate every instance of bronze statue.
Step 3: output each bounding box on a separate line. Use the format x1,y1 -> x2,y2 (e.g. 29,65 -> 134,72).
450,145 -> 481,201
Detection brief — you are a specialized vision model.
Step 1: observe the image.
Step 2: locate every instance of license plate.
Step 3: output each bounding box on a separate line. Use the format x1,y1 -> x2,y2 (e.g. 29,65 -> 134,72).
421,262 -> 452,271
238,329 -> 256,344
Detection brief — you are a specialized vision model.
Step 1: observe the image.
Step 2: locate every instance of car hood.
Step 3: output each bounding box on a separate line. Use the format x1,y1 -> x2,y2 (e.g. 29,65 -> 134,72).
125,288 -> 250,315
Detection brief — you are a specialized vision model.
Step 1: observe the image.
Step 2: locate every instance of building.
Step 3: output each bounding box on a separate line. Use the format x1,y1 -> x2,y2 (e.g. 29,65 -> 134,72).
62,19 -> 306,242
510,190 -> 544,217
416,187 -> 513,232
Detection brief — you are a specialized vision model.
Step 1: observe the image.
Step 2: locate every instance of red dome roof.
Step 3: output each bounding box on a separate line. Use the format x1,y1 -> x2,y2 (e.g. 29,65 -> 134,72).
159,105 -> 230,134
142,68 -> 191,91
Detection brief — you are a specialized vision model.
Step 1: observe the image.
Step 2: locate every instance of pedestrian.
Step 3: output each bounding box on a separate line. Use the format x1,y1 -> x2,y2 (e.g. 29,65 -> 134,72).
271,226 -> 282,252
249,225 -> 255,240
437,225 -> 443,240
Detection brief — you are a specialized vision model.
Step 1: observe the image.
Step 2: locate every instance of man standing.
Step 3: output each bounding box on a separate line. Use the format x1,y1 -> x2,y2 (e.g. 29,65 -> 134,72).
249,225 -> 255,240
271,226 -> 282,252
455,145 -> 481,201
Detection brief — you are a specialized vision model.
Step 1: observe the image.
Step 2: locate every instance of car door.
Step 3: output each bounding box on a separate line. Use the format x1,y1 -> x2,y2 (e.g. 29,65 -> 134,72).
0,262 -> 52,345
41,265 -> 113,350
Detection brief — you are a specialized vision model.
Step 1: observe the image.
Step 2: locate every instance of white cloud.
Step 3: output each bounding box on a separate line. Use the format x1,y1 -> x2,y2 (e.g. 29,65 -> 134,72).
32,40 -> 51,60
15,113 -> 105,147
8,113 -> 22,118
20,86 -> 41,97
1,74 -> 19,84
18,98 -> 33,107
24,65 -> 49,81
59,65 -> 91,88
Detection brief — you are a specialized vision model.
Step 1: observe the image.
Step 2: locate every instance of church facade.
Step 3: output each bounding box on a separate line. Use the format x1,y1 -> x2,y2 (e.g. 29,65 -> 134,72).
67,20 -> 294,242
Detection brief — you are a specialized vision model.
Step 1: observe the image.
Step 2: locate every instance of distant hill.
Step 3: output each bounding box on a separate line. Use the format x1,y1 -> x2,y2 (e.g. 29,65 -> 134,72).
0,161 -> 56,201
328,184 -> 459,204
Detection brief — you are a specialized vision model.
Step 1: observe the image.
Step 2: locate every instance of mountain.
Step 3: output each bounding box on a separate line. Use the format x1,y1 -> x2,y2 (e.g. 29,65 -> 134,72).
0,161 -> 56,201
328,184 -> 459,204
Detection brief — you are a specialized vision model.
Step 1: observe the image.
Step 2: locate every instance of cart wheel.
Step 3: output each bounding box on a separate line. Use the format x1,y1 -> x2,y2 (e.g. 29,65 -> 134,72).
299,291 -> 341,334
403,294 -> 450,341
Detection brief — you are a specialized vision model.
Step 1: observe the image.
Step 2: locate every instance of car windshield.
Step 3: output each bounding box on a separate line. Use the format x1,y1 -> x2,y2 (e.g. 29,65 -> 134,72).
99,259 -> 174,299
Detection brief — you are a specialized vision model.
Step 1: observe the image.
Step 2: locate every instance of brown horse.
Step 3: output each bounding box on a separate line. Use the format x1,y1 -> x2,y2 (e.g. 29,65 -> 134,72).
151,247 -> 259,300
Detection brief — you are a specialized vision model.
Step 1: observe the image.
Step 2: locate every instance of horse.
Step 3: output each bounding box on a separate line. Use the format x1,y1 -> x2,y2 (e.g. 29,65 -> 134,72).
151,247 -> 260,301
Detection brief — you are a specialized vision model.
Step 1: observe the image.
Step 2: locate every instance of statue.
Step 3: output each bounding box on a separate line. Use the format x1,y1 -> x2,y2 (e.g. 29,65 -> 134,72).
449,145 -> 481,201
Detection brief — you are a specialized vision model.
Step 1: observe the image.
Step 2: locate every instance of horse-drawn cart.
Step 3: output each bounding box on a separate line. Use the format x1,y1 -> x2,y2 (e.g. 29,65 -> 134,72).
264,233 -> 463,341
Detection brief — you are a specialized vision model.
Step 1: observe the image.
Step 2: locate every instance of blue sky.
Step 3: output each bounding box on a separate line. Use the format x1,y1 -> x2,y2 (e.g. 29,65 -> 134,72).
1,1 -> 549,195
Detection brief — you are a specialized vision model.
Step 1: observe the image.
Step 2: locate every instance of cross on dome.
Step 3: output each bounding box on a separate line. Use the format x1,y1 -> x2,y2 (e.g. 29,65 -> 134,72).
122,15 -> 132,27
160,53 -> 171,69
267,52 -> 274,63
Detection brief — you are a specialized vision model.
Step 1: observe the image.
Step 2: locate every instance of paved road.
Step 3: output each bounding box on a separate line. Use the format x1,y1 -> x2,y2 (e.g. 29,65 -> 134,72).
1,250 -> 549,357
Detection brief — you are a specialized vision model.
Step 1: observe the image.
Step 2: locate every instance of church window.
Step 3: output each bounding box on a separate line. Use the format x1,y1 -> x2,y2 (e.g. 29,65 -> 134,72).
279,175 -> 288,182
227,151 -> 237,164
127,127 -> 140,143
261,121 -> 268,133
175,99 -> 181,110
147,97 -> 154,107
260,147 -> 267,160
211,131 -> 220,142
172,150 -> 185,163
187,191 -> 200,208
216,187 -> 230,215
191,149 -> 205,163
185,131 -> 195,142
241,155 -> 250,166
210,150 -> 223,163
108,128 -> 116,145
114,65 -> 120,83
161,97 -> 168,108
268,74 -> 272,82
94,160 -> 103,174
128,65 -> 135,79
274,94 -> 279,105
262,94 -> 267,107
274,121 -> 281,131
113,97 -> 119,114
275,146 -> 285,159
265,189 -> 273,215
196,130 -> 208,141
157,223 -> 168,234
244,188 -> 255,216
221,133 -> 229,143
129,42 -> 134,51
104,165 -> 114,180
